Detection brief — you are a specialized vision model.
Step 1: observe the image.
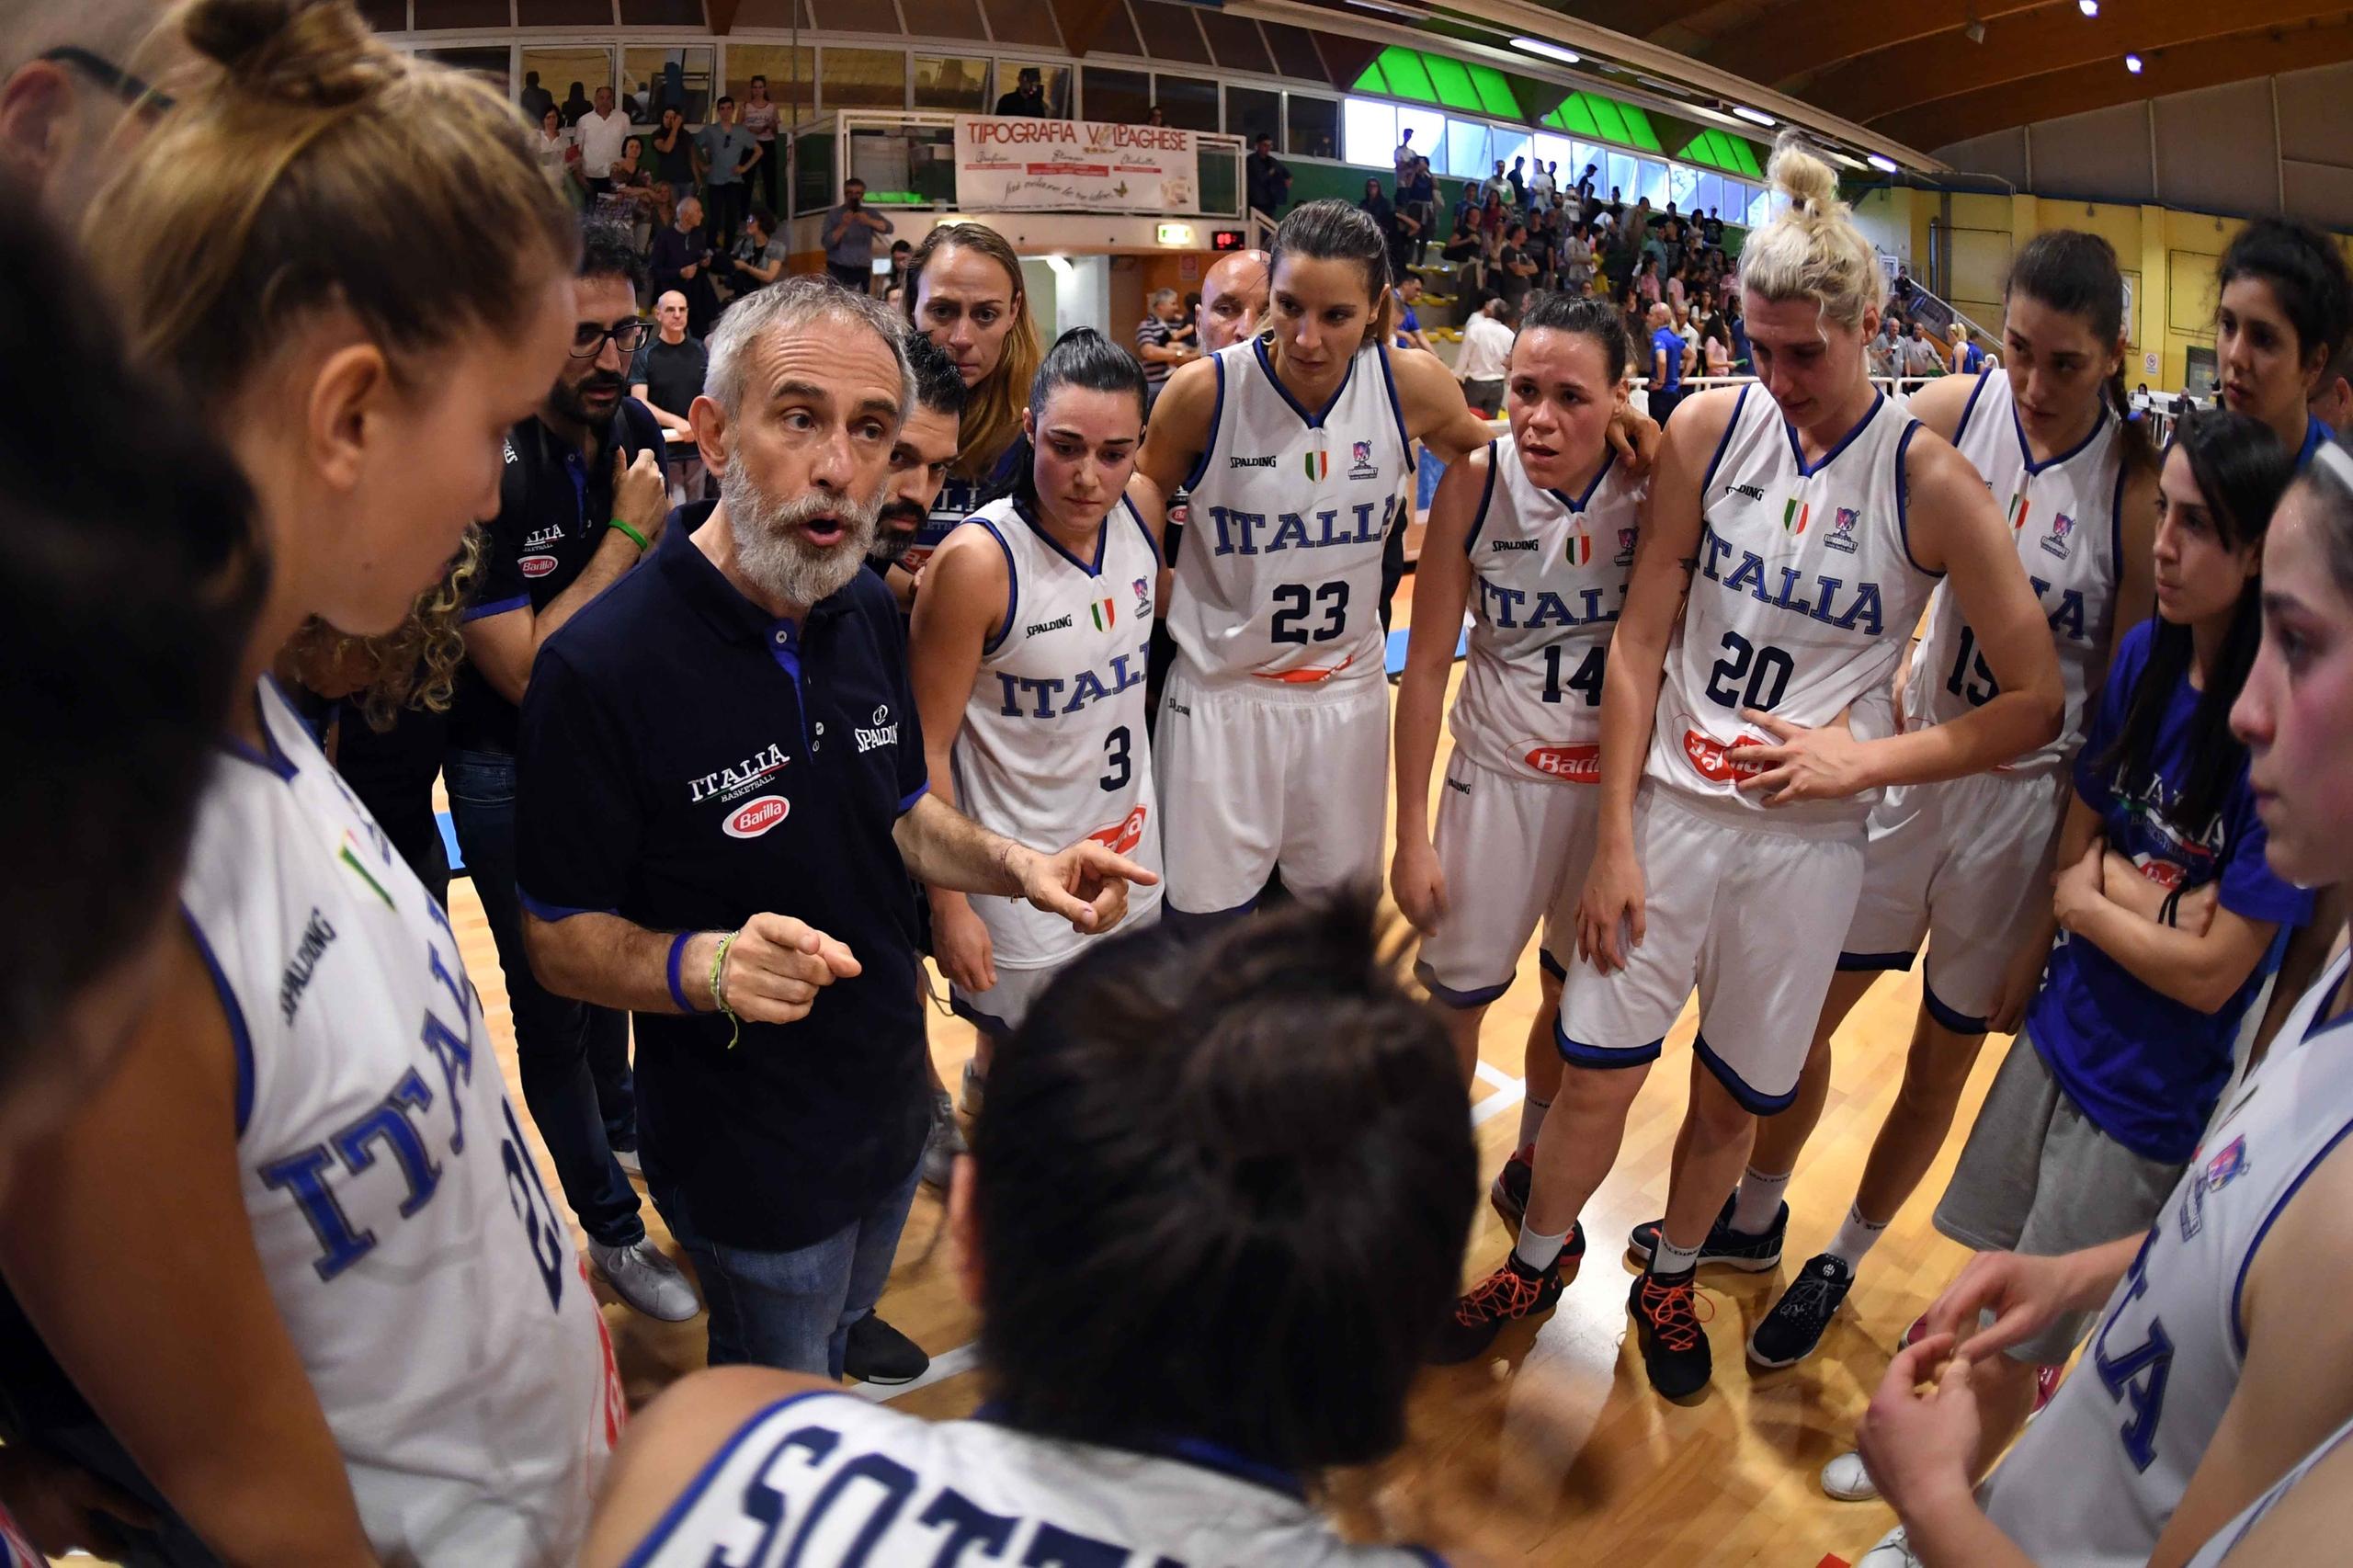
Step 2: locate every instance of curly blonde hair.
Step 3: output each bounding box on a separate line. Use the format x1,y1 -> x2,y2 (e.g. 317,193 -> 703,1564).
1736,136 -> 1881,332
283,530 -> 483,731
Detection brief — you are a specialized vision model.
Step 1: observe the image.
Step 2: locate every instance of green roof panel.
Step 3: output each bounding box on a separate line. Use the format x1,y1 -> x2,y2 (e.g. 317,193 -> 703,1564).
1381,46 -> 1436,104
1423,51 -> 1481,113
1468,62 -> 1520,119
1620,102 -> 1659,151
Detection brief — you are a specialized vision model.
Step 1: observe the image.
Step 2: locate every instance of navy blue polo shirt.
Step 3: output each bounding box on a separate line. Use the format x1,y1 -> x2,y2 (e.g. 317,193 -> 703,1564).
450,400 -> 667,756
514,510 -> 931,1251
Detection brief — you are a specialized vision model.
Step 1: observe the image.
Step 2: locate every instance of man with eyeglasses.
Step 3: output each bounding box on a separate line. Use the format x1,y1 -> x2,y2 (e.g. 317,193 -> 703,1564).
3,15 -> 182,221
448,221 -> 701,1326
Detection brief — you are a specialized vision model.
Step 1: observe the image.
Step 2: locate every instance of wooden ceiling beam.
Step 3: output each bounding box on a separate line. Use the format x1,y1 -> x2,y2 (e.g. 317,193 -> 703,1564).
1541,0 -> 1722,41
1877,15 -> 2353,149
1708,0 -> 2048,90
1819,0 -> 2337,126
1048,0 -> 1127,58
1311,32 -> 1382,93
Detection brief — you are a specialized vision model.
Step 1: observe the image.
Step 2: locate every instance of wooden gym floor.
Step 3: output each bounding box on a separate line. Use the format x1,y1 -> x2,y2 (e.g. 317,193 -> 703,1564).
441,586 -> 1996,1568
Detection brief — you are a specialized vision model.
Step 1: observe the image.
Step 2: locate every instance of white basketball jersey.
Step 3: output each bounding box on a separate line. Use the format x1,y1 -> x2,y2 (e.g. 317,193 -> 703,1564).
1905,369 -> 2124,776
1168,336 -> 1414,689
181,678 -> 620,1565
1645,386 -> 1940,824
1449,437 -> 1645,784
624,1392 -> 1443,1566
2184,1406 -> 2353,1567
1983,949 -> 2353,1566
952,496 -> 1165,966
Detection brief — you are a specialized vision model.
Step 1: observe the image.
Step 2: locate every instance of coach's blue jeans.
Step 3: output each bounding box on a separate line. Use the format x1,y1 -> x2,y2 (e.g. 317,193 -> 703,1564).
445,747 -> 645,1250
656,1156 -> 924,1379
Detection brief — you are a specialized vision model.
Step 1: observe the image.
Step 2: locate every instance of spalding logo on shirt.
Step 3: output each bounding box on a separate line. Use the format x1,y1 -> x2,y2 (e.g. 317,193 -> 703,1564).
723,795 -> 790,839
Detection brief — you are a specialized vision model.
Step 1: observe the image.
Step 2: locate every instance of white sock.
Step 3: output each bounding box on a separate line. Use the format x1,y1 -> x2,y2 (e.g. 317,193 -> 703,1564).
1730,1166 -> 1791,1235
1517,1093 -> 1552,1153
1825,1203 -> 1889,1268
1649,1233 -> 1700,1277
1515,1221 -> 1570,1272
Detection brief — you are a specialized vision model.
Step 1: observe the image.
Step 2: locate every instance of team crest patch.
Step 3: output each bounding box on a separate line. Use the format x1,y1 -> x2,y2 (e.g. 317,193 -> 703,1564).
1615,527 -> 1638,566
1566,528 -> 1593,566
1347,439 -> 1380,481
1131,575 -> 1152,616
1089,596 -> 1117,632
1302,449 -> 1329,482
2041,511 -> 2075,560
1781,498 -> 1809,536
1825,506 -> 1860,554
2007,492 -> 2030,534
2180,1133 -> 2252,1240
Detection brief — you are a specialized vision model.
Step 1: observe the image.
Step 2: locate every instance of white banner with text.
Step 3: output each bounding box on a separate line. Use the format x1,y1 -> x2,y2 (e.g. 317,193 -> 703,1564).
954,115 -> 1199,213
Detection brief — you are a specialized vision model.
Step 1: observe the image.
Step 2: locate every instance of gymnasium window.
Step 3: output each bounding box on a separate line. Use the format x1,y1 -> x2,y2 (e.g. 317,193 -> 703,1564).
1286,95 -> 1337,160
1227,85 -> 1280,146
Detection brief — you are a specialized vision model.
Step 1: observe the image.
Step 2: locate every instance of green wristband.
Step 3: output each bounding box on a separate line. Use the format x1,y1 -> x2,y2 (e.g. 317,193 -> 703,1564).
610,517 -> 651,553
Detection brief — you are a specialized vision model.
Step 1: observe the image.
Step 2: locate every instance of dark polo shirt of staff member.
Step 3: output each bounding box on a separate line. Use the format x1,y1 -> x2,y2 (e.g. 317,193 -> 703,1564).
515,278 -> 1153,1380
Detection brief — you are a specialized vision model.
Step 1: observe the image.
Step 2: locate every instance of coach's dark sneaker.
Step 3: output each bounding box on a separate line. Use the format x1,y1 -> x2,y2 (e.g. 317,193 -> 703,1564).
1625,1197 -> 1786,1271
1489,1145 -> 1535,1230
1629,1267 -> 1713,1400
1428,1228 -> 1584,1365
846,1313 -> 929,1385
1747,1253 -> 1856,1369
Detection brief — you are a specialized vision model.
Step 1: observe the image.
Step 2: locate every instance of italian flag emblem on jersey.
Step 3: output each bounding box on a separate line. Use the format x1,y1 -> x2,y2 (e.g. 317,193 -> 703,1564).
1782,498 -> 1809,536
2007,492 -> 2030,532
1089,597 -> 1117,631
1302,449 -> 1329,481
1565,528 -> 1593,565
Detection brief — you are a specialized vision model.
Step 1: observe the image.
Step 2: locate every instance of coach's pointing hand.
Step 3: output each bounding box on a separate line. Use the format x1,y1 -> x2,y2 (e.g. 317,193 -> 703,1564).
1019,840 -> 1157,937
710,914 -> 862,1025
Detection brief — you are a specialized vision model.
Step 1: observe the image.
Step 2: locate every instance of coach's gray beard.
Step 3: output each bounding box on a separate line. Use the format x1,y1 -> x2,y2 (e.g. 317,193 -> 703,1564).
721,455 -> 881,608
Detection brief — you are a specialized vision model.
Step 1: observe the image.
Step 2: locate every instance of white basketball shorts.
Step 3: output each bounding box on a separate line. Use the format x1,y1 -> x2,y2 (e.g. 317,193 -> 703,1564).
1414,753 -> 1598,1006
1840,767 -> 2072,1031
1154,667 -> 1388,917
949,900 -> 1164,1036
1555,783 -> 1866,1112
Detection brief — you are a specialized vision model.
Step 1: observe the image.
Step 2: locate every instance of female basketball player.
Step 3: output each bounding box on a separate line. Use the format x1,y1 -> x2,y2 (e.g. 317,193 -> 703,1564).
1433,141 -> 2064,1396
2214,217 -> 2352,467
1391,294 -> 1643,1187
911,328 -> 1165,1046
1136,199 -> 1499,926
1854,433 -> 2353,1568
900,222 -> 1044,580
1657,232 -> 2161,1373
0,4 -> 619,1562
582,897 -> 1469,1566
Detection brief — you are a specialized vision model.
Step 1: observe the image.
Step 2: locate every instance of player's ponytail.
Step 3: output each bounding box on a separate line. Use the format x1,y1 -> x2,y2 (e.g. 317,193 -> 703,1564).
1737,136 -> 1880,335
97,0 -> 574,405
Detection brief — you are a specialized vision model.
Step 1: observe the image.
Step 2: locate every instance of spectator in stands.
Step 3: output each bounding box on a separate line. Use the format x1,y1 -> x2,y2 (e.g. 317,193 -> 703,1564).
1135,287 -> 1194,412
1440,199 -> 1482,286
1672,297 -> 1699,369
1395,128 -> 1418,185
696,96 -> 759,253
1482,159 -> 1510,207
519,69 -> 553,124
823,176 -> 894,292
1868,311 -> 1901,376
1647,299 -> 1688,424
1605,185 -> 1624,224
1531,158 -> 1557,207
1506,155 -> 1527,208
574,86 -> 629,197
1620,284 -> 1648,357
603,135 -> 656,250
1393,275 -> 1435,355
1576,163 -> 1597,204
1702,316 -> 1732,376
885,238 -> 915,297
1633,254 -> 1661,306
1401,155 -> 1437,266
1456,294 -> 1513,416
1358,176 -> 1394,242
560,80 -> 592,126
1951,320 -> 1986,376
1388,193 -> 1424,282
741,74 -> 782,220
1246,133 -> 1290,214
1559,220 -> 1595,297
995,65 -> 1049,117
726,206 -> 785,296
1703,207 -> 1724,246
651,104 -> 695,203
1498,222 -> 1537,317
1145,104 -> 1166,127
1898,315 -> 1947,377
651,193 -> 719,336
630,290 -> 708,501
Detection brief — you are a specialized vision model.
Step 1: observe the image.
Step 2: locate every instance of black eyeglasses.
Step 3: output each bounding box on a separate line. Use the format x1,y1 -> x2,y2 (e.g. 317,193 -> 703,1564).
570,320 -> 648,358
40,47 -> 175,114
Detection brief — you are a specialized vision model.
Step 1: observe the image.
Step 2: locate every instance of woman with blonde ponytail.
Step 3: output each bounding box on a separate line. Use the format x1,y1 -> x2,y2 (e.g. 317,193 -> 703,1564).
0,2 -> 620,1562
1437,139 -> 2063,1403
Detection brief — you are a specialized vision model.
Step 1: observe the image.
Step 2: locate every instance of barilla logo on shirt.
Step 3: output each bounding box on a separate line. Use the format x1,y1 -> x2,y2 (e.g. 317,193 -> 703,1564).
1087,804 -> 1149,856
1525,744 -> 1601,782
520,554 -> 560,578
723,795 -> 790,839
1682,725 -> 1772,783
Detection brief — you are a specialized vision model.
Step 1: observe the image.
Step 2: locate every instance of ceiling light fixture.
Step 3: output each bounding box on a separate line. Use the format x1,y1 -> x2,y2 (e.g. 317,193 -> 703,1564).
1963,19 -> 1986,42
1340,0 -> 1430,20
2078,0 -> 2098,15
1733,105 -> 1775,127
1867,153 -> 1899,173
2125,51 -> 2143,73
1510,37 -> 1583,66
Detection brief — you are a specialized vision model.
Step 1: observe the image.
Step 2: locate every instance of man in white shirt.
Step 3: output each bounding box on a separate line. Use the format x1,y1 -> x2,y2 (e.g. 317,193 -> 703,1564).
1394,129 -> 1418,185
574,85 -> 631,194
1530,160 -> 1557,205
1896,318 -> 1948,379
1455,294 -> 1512,416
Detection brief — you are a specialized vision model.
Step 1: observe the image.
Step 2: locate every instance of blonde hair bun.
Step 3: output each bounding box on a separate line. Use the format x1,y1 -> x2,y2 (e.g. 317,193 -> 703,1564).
1737,133 -> 1879,330
183,0 -> 386,108
1767,136 -> 1843,223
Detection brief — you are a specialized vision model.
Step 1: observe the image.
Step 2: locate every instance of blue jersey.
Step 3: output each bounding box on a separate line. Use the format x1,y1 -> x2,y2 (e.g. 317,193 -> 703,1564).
2026,621 -> 2313,1163
1650,325 -> 1684,392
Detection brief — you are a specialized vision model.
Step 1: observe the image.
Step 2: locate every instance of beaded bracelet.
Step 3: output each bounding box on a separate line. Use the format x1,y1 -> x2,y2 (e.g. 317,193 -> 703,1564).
710,927 -> 743,1049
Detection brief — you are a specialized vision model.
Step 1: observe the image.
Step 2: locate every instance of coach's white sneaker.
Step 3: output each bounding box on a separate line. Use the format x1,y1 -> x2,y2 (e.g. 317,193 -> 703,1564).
1821,1449 -> 1881,1502
590,1238 -> 701,1322
1854,1525 -> 1923,1565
